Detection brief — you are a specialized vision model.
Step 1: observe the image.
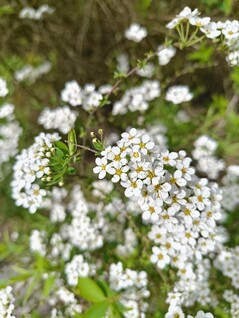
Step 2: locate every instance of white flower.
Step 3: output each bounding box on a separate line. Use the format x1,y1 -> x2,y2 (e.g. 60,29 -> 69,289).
148,225 -> 167,243
190,17 -> 211,28
157,45 -> 176,65
150,246 -> 170,269
169,170 -> 187,188
19,5 -> 54,20
226,50 -> 239,66
121,128 -> 140,146
0,286 -> 16,318
61,80 -> 82,106
166,7 -> 200,29
136,62 -> 155,78
165,306 -> 185,318
161,150 -> 178,166
166,85 -> 193,104
200,22 -> 221,39
142,198 -> 162,222
121,178 -> 143,197
107,162 -> 129,183
117,53 -> 129,73
222,21 -> 239,39
179,203 -> 200,225
15,62 -> 52,83
93,157 -> 110,179
188,310 -> 214,318
135,134 -> 155,155
65,255 -> 90,286
0,78 -> 8,97
38,106 -> 77,134
125,23 -> 147,42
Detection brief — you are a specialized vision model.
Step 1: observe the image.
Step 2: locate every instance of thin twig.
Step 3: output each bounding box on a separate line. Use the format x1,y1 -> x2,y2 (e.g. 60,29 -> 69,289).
65,140 -> 97,154
105,52 -> 158,99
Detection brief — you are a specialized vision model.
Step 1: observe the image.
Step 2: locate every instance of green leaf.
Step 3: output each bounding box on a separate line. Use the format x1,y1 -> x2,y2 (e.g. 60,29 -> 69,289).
54,141 -> 69,154
68,128 -> 77,156
222,0 -> 233,15
92,139 -> 104,151
97,280 -> 115,297
136,0 -> 152,10
55,148 -> 65,159
113,71 -> 126,79
23,274 -> 41,303
214,306 -> 231,318
83,301 -> 109,318
42,274 -> 56,298
188,43 -> 213,63
12,266 -> 30,275
77,277 -> 106,303
67,167 -> 76,175
0,5 -> 14,16
114,301 -> 129,314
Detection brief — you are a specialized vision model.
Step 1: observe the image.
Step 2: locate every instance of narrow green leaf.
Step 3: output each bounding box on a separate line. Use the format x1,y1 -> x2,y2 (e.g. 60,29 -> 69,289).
23,274 -> 41,303
12,266 -> 30,275
68,128 -> 77,156
77,277 -> 106,303
97,280 -> 114,297
43,274 -> 56,298
83,301 -> 109,318
222,0 -> 233,15
8,273 -> 32,284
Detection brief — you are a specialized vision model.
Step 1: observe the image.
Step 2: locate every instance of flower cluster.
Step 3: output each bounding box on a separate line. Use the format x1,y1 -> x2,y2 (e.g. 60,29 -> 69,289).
165,85 -> 193,104
166,258 -> 219,314
0,77 -> 8,97
29,229 -> 47,256
38,106 -> 77,134
223,290 -> 239,318
0,103 -> 22,177
109,262 -> 149,317
117,53 -> 130,73
11,132 -> 60,213
192,135 -> 225,179
0,286 -> 15,318
93,127 -> 227,318
124,23 -> 148,42
112,80 -> 160,115
65,255 -> 94,286
215,247 -> 239,289
221,165 -> 239,211
29,184 -> 104,259
14,61 -> 52,83
60,185 -> 104,251
19,5 -> 54,20
42,187 -> 68,223
136,62 -> 155,78
49,285 -> 82,317
167,7 -> 239,66
61,80 -> 111,111
94,129 -> 224,269
166,308 -> 214,318
157,45 -> 176,65
116,227 -> 138,257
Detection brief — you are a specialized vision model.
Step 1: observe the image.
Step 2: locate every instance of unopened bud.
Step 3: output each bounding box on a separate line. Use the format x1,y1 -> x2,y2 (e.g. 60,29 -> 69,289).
90,132 -> 95,138
98,129 -> 104,135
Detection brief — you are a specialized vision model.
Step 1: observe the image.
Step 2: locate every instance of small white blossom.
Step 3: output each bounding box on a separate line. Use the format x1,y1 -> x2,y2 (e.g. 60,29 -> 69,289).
125,23 -> 147,42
